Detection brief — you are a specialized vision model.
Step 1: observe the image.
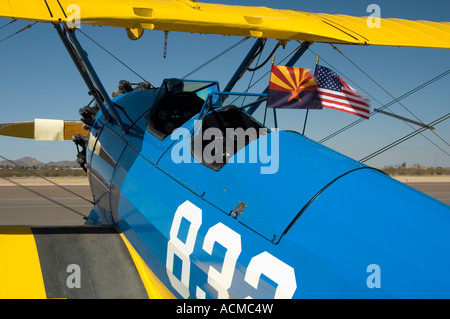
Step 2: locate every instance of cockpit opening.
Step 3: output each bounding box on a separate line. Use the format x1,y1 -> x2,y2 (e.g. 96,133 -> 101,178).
191,92 -> 269,171
146,79 -> 270,171
147,79 -> 219,140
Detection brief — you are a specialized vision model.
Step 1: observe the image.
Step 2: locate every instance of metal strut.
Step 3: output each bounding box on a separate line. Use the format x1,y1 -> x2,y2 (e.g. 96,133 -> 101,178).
53,23 -> 126,131
224,38 -> 265,93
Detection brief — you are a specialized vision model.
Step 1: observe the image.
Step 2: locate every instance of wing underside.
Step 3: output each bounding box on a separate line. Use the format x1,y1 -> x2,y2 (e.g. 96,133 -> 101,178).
0,0 -> 449,48
0,226 -> 174,299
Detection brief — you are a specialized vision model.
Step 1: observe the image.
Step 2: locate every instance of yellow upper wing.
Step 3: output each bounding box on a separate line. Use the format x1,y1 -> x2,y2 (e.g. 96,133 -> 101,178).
1,0 -> 449,48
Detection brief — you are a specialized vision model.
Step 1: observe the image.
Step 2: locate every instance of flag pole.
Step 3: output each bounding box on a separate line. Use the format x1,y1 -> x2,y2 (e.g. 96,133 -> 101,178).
301,109 -> 309,136
271,53 -> 278,129
264,53 -> 276,127
302,54 -> 320,136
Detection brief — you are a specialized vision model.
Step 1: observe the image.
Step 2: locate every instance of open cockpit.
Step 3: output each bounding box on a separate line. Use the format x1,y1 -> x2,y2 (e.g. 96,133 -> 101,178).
147,79 -> 219,140
146,79 -> 269,170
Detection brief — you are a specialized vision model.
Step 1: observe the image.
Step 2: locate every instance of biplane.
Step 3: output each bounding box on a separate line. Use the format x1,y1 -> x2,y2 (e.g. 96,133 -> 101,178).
0,0 -> 449,299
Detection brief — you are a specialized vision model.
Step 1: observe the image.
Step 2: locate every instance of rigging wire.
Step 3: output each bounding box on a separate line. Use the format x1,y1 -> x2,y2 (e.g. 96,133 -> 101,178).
227,42 -> 301,106
182,37 -> 249,78
360,112 -> 450,163
241,44 -> 305,93
234,42 -> 265,115
329,44 -> 450,149
1,176 -> 89,218
0,21 -> 38,44
308,47 -> 386,109
77,28 -> 150,84
245,42 -> 450,161
0,19 -> 17,31
311,47 -> 450,157
1,22 -> 150,87
245,44 -> 264,97
0,21 -> 94,218
318,69 -> 450,144
0,154 -> 94,205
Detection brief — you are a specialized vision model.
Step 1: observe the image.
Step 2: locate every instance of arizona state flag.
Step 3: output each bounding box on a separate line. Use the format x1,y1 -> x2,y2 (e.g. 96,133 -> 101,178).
267,65 -> 322,109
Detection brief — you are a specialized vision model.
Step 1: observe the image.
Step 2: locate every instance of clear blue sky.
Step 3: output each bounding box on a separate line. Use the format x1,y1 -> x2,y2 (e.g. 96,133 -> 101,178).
0,0 -> 449,168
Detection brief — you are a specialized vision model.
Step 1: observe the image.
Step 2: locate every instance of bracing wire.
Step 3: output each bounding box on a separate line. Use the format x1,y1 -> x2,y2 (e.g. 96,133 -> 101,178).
360,113 -> 450,163
182,37 -> 249,78
329,44 -> 450,149
0,21 -> 38,44
242,44 -> 305,93
0,21 -> 93,218
312,57 -> 450,158
0,19 -> 17,31
1,176 -> 89,218
318,69 -> 450,144
0,154 -> 94,205
0,154 -> 92,219
77,28 -> 150,84
227,42 -> 301,107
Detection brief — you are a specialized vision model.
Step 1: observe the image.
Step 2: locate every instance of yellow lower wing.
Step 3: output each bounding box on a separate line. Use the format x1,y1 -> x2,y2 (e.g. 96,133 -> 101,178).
0,226 -> 46,299
0,226 -> 176,299
0,0 -> 449,48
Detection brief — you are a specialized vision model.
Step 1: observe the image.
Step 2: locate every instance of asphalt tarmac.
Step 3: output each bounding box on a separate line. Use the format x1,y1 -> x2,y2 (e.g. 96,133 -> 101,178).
0,181 -> 448,226
406,182 -> 450,206
0,184 -> 91,225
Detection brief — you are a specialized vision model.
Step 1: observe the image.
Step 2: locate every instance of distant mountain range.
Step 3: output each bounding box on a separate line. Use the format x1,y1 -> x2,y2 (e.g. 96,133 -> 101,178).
0,157 -> 78,168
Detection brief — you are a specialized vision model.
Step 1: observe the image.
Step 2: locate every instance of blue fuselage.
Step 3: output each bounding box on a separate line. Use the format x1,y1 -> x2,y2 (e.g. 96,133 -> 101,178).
84,81 -> 450,298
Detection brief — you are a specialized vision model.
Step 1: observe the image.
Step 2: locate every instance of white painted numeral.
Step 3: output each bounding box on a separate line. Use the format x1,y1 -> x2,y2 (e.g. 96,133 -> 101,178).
166,201 -> 202,298
244,251 -> 297,299
166,201 -> 297,299
202,222 -> 241,298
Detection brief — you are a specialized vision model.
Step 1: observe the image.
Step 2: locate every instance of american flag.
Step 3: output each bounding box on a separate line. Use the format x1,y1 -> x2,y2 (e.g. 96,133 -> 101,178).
315,65 -> 370,119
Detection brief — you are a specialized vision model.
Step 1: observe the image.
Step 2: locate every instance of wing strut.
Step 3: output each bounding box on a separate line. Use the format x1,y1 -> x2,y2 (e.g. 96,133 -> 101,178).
224,38 -> 265,93
54,24 -> 126,131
